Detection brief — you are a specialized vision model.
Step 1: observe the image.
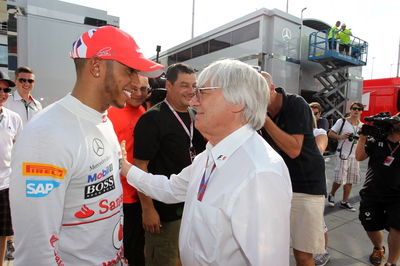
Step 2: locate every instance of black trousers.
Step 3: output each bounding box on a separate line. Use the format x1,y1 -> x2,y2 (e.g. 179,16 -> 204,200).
123,202 -> 145,266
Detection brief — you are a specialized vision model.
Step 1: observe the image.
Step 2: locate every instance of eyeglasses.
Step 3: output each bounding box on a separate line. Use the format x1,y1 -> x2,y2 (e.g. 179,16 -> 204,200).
351,107 -> 363,111
313,111 -> 320,115
0,87 -> 11,93
132,86 -> 151,94
194,86 -> 219,101
18,78 -> 35,84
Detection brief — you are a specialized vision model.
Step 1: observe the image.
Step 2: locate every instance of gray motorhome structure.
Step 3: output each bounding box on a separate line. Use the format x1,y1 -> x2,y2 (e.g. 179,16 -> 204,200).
0,0 -> 119,107
153,8 -> 368,120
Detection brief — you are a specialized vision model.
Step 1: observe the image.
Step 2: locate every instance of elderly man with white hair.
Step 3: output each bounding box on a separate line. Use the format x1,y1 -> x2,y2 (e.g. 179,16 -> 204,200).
121,59 -> 292,266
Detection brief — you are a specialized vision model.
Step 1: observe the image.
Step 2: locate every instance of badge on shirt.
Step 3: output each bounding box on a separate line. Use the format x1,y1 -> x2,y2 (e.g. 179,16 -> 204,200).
189,147 -> 196,162
383,156 -> 395,166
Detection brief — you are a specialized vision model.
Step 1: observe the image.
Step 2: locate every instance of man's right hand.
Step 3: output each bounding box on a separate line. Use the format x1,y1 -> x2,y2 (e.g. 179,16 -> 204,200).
340,133 -> 351,140
142,208 -> 161,234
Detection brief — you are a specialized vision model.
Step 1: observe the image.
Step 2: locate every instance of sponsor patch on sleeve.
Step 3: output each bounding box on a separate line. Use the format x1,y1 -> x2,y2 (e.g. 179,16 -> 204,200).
26,180 -> 61,197
23,163 -> 67,179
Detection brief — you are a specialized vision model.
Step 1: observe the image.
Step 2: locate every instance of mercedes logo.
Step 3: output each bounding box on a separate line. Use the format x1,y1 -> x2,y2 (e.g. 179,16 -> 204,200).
282,28 -> 292,42
92,138 -> 104,157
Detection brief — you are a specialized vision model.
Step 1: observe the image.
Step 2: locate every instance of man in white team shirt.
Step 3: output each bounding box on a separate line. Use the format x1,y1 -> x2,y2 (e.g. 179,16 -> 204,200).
9,26 -> 164,266
121,59 -> 293,265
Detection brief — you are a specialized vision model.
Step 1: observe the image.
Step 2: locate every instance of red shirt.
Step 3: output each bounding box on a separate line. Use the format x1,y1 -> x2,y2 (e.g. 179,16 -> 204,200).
108,105 -> 145,203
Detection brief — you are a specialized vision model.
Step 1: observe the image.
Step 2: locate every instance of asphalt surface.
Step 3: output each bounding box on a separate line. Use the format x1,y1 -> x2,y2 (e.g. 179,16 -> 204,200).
289,155 -> 387,266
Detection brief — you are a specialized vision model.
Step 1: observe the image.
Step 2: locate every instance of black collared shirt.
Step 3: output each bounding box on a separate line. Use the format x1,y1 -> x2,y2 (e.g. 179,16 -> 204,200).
134,101 -> 206,221
260,87 -> 327,195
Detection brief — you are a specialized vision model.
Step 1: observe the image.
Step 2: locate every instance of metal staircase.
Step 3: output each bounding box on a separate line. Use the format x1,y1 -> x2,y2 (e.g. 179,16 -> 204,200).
308,30 -> 368,120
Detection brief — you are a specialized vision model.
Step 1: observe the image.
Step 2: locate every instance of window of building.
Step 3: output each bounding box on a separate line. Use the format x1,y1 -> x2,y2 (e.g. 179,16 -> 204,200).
0,45 -> 7,66
192,42 -> 209,58
176,48 -> 192,62
84,17 -> 107,27
163,21 -> 260,64
7,5 -> 17,32
8,35 -> 16,54
209,32 -> 231,53
168,54 -> 177,65
8,55 -> 17,70
232,21 -> 259,45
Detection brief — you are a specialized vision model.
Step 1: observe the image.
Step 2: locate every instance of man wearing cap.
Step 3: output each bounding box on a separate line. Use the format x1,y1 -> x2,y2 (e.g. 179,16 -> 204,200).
108,75 -> 150,266
9,26 -> 164,266
5,66 -> 42,126
0,71 -> 22,265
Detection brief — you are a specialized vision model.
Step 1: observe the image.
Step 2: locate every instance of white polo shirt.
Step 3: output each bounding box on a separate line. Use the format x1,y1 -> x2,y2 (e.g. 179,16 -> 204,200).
0,107 -> 23,190
127,125 -> 293,266
4,90 -> 42,126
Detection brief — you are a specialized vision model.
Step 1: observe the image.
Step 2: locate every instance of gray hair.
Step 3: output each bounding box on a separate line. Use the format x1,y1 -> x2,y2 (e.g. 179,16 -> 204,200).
197,59 -> 269,130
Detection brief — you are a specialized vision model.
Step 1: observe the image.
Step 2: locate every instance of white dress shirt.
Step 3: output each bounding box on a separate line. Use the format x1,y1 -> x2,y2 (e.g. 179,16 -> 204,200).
127,124 -> 292,266
0,107 -> 23,190
4,90 -> 42,126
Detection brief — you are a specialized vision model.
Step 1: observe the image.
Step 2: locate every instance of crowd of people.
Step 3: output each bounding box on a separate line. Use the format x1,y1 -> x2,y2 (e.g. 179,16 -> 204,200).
0,25 -> 399,266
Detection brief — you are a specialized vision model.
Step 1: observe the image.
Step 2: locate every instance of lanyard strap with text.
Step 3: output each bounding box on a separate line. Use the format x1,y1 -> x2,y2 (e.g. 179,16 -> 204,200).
388,142 -> 400,155
164,99 -> 193,148
197,156 -> 216,201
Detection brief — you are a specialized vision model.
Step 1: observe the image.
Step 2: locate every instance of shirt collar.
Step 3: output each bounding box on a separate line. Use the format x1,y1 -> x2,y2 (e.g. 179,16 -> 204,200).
12,90 -> 36,104
60,94 -> 107,124
206,124 -> 255,168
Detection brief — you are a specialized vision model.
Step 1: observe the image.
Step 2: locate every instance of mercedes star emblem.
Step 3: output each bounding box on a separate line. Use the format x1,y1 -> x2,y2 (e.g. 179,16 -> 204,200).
92,138 -> 104,156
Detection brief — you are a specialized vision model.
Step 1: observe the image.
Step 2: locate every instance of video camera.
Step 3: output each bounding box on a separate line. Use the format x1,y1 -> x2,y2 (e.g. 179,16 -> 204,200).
359,112 -> 400,140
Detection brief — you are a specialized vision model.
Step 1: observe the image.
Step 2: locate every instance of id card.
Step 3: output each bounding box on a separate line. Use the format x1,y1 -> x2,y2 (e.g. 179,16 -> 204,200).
189,147 -> 196,162
383,156 -> 395,166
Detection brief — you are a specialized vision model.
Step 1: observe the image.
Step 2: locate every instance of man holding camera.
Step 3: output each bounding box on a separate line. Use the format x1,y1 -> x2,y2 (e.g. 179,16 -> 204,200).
355,116 -> 400,266
327,102 -> 363,211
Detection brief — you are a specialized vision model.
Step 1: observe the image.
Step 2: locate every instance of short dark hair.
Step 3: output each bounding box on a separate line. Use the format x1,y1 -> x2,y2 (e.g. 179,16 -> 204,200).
165,63 -> 195,84
309,102 -> 322,113
15,66 -> 34,77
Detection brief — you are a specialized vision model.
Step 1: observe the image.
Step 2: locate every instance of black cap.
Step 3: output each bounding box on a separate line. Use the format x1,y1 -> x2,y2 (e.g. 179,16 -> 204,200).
0,70 -> 15,87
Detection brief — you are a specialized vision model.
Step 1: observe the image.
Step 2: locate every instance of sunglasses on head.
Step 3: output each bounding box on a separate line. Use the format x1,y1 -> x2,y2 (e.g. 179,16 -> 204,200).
351,107 -> 363,111
0,87 -> 11,93
18,78 -> 35,84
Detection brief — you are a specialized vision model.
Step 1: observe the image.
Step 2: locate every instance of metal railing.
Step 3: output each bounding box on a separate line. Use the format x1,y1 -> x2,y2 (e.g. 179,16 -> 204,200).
308,30 -> 368,65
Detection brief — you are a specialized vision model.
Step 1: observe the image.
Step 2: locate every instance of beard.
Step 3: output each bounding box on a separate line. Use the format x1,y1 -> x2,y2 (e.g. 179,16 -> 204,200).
104,61 -> 125,109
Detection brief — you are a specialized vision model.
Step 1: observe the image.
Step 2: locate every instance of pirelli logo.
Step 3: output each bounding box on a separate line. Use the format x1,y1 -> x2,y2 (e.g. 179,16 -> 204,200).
23,163 -> 67,179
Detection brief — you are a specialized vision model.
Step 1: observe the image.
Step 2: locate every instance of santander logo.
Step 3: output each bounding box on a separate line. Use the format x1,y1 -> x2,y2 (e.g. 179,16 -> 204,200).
74,204 -> 95,219
50,234 -> 59,248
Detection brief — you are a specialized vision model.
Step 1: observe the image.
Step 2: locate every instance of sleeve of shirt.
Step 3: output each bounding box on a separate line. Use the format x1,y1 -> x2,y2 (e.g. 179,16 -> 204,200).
330,119 -> 343,133
14,114 -> 23,140
284,97 -> 313,135
134,112 -> 160,160
364,139 -> 376,157
9,130 -> 73,265
319,118 -> 330,131
230,170 -> 292,266
126,164 -> 190,203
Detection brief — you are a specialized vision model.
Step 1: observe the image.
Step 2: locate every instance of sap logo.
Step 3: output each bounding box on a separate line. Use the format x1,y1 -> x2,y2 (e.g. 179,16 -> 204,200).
88,164 -> 113,183
26,180 -> 60,197
84,176 -> 115,199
